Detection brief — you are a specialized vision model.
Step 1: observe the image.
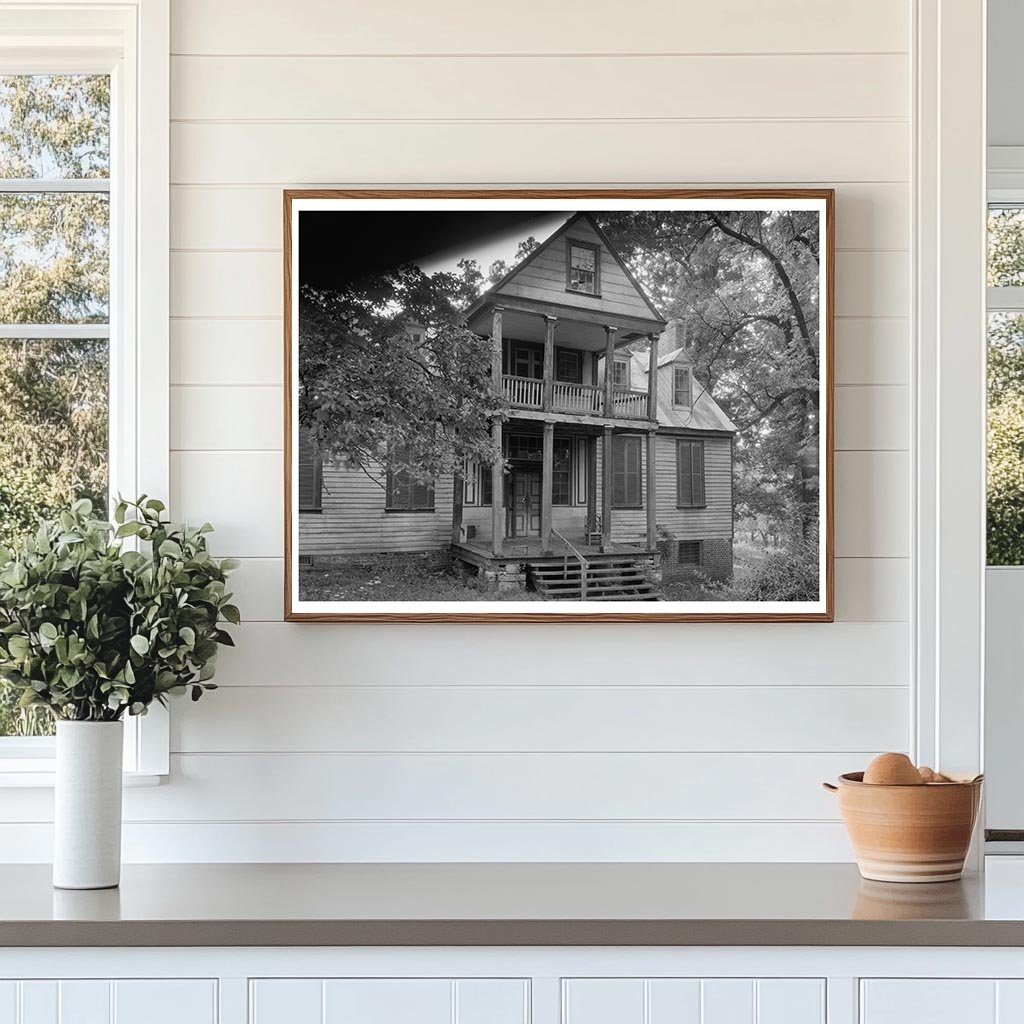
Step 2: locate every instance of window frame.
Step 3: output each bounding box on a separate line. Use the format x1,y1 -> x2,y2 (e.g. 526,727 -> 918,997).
611,433 -> 643,509
676,439 -> 706,508
0,0 -> 170,782
612,357 -> 630,389
385,447 -> 436,512
565,238 -> 601,296
673,365 -> 693,408
677,539 -> 703,567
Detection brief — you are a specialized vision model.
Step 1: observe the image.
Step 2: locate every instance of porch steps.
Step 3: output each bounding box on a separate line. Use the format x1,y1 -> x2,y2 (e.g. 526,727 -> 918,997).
528,559 -> 660,601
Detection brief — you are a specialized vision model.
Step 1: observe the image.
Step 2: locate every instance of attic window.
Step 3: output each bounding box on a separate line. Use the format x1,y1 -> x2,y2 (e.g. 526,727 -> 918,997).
673,366 -> 692,407
567,240 -> 600,295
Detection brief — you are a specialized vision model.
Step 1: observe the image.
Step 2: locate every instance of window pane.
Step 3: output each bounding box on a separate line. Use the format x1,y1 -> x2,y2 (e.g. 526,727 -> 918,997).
0,75 -> 110,179
0,192 -> 109,323
987,312 -> 1024,565
989,207 -> 1024,288
0,338 -> 108,738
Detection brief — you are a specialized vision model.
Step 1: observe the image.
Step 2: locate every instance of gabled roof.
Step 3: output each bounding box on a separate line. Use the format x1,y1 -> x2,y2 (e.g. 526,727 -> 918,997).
466,212 -> 666,330
631,344 -> 737,433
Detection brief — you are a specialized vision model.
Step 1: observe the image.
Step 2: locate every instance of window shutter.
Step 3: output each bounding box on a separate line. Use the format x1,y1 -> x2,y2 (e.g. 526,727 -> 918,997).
298,427 -> 321,511
692,442 -> 705,505
677,441 -> 692,506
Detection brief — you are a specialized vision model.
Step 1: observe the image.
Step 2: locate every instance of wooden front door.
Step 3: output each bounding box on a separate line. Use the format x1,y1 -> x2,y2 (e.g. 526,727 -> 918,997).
510,468 -> 541,537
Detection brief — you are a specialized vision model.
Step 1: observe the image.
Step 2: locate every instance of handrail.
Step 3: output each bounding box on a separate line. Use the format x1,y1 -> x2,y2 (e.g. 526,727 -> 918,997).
551,527 -> 589,601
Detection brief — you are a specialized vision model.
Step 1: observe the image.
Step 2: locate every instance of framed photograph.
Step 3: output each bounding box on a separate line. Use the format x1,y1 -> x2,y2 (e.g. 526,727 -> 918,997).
284,190 -> 834,622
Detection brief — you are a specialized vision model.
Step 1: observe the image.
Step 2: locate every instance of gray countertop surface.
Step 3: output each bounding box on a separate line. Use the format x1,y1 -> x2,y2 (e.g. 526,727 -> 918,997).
2,861 -> 1024,947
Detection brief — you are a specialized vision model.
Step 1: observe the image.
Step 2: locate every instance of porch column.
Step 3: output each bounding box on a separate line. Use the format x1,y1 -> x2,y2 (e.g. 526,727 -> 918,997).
603,325 -> 617,417
647,331 -> 659,420
543,315 -> 557,412
601,425 -> 613,552
587,434 -> 598,538
646,430 -> 657,551
541,421 -> 554,554
491,306 -> 505,555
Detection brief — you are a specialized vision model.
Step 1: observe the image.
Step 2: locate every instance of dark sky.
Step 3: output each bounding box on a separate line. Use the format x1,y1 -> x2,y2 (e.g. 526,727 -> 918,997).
298,210 -> 569,290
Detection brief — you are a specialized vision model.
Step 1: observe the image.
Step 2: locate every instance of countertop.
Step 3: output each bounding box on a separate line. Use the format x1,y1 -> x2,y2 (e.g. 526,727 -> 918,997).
4,861 -> 1024,947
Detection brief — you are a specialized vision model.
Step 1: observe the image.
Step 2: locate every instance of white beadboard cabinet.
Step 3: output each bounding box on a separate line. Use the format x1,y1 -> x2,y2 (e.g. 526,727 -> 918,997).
6,950 -> 1024,1024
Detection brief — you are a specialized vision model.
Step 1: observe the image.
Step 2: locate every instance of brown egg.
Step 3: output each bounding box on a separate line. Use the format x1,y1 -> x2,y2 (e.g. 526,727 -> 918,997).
863,752 -> 925,785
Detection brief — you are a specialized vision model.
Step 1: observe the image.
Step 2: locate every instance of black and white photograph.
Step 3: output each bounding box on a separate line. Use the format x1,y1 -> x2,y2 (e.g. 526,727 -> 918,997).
286,192 -> 833,620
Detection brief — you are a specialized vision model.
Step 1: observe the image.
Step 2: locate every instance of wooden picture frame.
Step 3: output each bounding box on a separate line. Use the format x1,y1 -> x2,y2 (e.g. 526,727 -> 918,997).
284,189 -> 835,622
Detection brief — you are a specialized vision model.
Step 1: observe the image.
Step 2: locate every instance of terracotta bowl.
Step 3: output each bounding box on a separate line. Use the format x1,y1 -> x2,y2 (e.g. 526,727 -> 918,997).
823,772 -> 983,883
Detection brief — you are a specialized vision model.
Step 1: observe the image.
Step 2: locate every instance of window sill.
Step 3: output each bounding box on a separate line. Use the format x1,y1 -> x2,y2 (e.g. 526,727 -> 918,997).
0,769 -> 164,789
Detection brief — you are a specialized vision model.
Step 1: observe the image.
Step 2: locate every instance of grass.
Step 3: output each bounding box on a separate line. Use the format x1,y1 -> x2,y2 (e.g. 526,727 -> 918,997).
299,560 -> 542,603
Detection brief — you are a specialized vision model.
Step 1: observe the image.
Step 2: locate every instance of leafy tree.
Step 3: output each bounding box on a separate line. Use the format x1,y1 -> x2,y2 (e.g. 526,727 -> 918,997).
0,75 -> 109,733
600,210 -> 821,552
299,262 -> 506,483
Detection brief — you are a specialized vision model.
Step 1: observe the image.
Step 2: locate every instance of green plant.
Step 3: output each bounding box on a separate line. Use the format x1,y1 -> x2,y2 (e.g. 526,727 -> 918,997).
0,496 -> 239,722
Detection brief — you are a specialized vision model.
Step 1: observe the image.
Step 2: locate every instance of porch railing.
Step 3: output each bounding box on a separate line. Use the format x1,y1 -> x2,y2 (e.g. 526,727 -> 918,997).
552,381 -> 604,415
502,374 -> 544,409
552,527 -> 589,601
612,389 -> 649,419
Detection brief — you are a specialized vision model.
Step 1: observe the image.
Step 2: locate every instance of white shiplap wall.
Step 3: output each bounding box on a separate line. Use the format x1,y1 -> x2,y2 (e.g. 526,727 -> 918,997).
5,0 -> 916,862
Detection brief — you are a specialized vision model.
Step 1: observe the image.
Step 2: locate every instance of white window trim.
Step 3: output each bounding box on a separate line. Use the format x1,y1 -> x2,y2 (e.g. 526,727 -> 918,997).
913,0 -> 986,871
0,0 -> 169,782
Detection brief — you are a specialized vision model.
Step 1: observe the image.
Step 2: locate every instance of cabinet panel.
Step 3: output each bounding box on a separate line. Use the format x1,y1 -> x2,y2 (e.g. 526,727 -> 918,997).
861,980 -> 997,1023
115,980 -> 216,1024
0,982 -> 15,1024
251,979 -> 528,1024
563,978 -> 824,1024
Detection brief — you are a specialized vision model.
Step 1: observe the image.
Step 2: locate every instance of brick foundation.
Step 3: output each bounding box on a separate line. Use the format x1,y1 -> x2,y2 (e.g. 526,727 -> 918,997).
658,535 -> 733,583
304,549 -> 453,573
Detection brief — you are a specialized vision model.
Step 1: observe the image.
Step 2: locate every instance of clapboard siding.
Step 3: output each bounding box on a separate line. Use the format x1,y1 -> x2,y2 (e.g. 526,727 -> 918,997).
170,182 -> 909,251
170,685 -> 908,754
170,121 -> 908,186
172,54 -> 909,122
4,0 -> 918,864
170,0 -> 908,55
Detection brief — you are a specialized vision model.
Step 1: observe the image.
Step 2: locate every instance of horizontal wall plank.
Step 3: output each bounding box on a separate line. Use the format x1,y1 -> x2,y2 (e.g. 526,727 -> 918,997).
834,385 -> 909,451
211,621 -> 908,687
834,451 -> 910,558
170,318 -> 283,385
231,556 -> 909,623
835,251 -> 908,318
171,451 -> 283,556
171,121 -> 909,185
170,0 -> 908,56
170,251 -> 905,319
834,318 -> 909,385
171,385 -> 282,450
834,558 -> 910,622
172,54 -> 909,121
170,182 -> 908,252
115,752 -> 868,821
170,684 -> 908,754
0,820 -> 855,862
168,314 -> 908,390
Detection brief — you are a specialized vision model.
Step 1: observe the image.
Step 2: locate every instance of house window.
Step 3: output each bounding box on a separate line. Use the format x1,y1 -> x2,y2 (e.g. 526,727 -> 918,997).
677,440 -> 706,507
566,240 -> 600,295
386,447 -> 435,511
678,540 -> 702,566
507,434 -> 543,461
0,7 -> 170,776
612,358 -> 630,389
464,459 -> 493,506
512,344 -> 543,379
673,366 -> 693,407
556,348 -> 583,383
297,427 -> 322,512
612,435 -> 643,508
553,437 -> 573,505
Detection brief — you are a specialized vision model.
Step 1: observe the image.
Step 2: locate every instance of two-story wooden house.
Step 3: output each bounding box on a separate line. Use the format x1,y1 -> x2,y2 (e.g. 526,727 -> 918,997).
298,213 -> 736,600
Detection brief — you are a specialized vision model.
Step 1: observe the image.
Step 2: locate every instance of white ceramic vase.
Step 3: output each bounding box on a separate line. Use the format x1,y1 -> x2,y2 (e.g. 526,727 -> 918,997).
53,720 -> 123,890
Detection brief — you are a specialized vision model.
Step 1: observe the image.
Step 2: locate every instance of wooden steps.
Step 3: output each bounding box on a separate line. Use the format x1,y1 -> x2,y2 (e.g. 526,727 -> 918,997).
528,558 -> 661,601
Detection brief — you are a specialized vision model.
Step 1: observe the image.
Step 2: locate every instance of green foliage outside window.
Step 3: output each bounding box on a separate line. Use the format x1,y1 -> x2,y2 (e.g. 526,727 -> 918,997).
987,209 -> 1024,565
